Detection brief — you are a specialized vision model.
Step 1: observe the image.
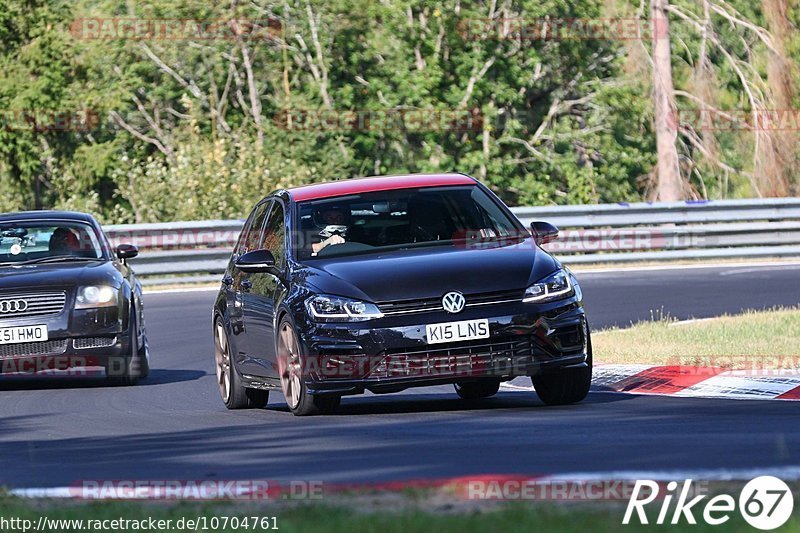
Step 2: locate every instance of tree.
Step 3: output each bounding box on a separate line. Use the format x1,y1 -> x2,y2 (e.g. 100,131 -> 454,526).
650,0 -> 684,201
762,0 -> 798,196
649,0 -> 799,199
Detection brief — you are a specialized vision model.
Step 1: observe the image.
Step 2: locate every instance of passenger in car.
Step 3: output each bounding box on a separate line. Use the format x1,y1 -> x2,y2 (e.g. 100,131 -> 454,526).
406,197 -> 451,242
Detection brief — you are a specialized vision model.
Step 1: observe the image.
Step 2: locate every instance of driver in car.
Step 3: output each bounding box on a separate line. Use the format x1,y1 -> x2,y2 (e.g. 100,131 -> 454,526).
311,207 -> 350,254
49,227 -> 82,256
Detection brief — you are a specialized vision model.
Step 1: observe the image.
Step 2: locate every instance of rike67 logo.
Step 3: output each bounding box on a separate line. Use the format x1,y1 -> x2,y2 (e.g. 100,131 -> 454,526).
623,476 -> 794,530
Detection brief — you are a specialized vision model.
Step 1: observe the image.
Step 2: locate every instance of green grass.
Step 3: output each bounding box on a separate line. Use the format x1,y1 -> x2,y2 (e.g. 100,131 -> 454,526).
2,497 -> 800,532
593,308 -> 800,366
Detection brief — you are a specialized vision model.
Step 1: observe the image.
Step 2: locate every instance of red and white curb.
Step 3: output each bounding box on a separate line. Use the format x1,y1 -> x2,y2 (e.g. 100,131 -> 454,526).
8,466 -> 800,499
501,364 -> 800,400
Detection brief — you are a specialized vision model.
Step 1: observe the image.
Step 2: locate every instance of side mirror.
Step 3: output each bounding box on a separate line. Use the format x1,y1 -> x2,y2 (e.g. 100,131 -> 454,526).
116,243 -> 139,260
235,249 -> 276,273
530,221 -> 559,246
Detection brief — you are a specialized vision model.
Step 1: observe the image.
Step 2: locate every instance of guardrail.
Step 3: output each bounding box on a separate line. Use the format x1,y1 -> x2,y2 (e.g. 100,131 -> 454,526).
514,198 -> 800,264
104,198 -> 800,285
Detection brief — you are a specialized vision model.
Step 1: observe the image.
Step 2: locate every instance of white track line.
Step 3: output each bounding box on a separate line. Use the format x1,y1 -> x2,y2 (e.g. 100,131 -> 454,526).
719,264 -> 800,276
143,286 -> 218,295
541,465 -> 800,482
573,260 -> 800,275
666,317 -> 717,327
11,487 -> 74,498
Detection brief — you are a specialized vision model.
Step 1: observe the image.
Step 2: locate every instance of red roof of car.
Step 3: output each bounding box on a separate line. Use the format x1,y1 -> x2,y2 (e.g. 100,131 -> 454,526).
287,173 -> 476,202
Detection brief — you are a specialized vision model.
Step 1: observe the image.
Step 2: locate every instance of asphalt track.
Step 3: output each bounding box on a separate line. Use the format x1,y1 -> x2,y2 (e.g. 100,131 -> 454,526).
1,262 -> 800,489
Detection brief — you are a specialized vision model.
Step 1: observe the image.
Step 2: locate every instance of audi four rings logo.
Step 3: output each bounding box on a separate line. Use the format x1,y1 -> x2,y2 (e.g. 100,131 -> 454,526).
0,299 -> 28,313
442,291 -> 466,314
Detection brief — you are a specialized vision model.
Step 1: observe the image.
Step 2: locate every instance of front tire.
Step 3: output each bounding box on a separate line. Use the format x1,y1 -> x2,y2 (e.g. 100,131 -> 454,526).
531,329 -> 592,405
106,306 -> 149,386
277,318 -> 340,416
214,316 -> 269,409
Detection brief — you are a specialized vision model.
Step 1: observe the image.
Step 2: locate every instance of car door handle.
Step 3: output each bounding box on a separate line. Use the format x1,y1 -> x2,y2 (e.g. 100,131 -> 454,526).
240,279 -> 252,291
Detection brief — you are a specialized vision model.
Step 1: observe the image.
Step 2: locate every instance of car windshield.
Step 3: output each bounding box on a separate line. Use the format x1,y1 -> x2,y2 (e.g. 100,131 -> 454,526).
0,221 -> 105,265
294,185 -> 525,260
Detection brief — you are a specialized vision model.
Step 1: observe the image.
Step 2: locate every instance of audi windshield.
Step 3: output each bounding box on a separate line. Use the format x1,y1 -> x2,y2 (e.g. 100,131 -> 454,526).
0,221 -> 105,265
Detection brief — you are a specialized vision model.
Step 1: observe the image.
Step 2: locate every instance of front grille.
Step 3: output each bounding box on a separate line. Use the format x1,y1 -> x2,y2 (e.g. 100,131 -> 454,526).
73,336 -> 117,349
0,291 -> 67,319
370,337 -> 536,379
0,339 -> 68,358
377,288 -> 523,316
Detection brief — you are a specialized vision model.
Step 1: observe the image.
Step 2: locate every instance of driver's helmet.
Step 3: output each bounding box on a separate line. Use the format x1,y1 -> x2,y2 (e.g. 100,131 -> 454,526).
312,206 -> 350,237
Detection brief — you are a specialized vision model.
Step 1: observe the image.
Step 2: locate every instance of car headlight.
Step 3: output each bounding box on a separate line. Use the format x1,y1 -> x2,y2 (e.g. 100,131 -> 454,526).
523,269 -> 574,303
75,285 -> 118,309
306,295 -> 383,322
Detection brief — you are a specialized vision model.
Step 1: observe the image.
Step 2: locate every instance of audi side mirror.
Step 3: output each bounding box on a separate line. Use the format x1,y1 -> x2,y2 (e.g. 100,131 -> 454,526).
530,221 -> 559,246
235,249 -> 276,273
116,243 -> 139,260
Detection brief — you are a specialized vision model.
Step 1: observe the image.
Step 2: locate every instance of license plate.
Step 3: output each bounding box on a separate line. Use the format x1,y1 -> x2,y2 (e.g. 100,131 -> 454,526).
426,319 -> 489,345
0,325 -> 48,345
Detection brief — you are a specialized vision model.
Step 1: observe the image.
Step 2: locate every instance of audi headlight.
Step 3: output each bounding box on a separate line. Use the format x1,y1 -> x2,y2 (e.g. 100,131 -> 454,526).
523,269 -> 574,303
306,295 -> 383,322
75,285 -> 118,309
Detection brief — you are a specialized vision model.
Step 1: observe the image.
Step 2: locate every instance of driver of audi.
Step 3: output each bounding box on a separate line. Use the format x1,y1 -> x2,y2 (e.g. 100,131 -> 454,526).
312,207 -> 350,254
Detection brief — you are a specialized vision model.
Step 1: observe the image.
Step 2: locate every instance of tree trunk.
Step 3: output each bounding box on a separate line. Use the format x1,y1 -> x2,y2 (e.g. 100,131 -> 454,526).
651,0 -> 683,201
761,0 -> 795,196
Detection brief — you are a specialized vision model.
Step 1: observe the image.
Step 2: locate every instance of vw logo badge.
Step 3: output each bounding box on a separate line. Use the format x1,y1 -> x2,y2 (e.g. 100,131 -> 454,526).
442,291 -> 465,314
0,299 -> 28,314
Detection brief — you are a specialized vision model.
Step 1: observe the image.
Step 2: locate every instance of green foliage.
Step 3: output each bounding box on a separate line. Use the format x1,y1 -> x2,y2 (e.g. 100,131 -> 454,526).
0,0 -> 793,222
111,132 -> 349,223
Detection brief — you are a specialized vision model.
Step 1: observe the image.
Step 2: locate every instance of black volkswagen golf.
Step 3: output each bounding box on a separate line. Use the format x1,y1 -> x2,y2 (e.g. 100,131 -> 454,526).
0,211 -> 149,384
213,174 -> 591,415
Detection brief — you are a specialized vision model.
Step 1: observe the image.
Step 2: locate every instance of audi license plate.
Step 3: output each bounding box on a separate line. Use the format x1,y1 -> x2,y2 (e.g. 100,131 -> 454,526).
426,319 -> 489,345
0,325 -> 48,345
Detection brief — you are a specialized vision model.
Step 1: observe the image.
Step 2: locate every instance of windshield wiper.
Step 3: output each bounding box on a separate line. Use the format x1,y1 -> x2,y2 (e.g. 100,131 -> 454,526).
5,255 -> 103,266
394,240 -> 454,252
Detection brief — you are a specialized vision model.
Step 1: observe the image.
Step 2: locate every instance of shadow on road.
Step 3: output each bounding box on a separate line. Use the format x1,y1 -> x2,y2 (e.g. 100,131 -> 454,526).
0,369 -> 207,391
5,390 -> 797,489
265,390 -> 635,416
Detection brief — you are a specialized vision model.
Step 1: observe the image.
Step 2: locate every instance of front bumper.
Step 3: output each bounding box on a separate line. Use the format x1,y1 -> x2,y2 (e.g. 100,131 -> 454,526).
296,298 -> 589,395
0,305 -> 128,375
0,335 -> 129,375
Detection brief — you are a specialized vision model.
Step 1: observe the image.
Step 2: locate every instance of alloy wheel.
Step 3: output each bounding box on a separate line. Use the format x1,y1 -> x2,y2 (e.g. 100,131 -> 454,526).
277,323 -> 303,409
214,320 -> 231,403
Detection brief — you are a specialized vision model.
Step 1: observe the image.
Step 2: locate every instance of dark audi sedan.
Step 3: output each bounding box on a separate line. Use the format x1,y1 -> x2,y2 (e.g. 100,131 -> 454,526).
213,174 -> 591,415
0,211 -> 149,384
